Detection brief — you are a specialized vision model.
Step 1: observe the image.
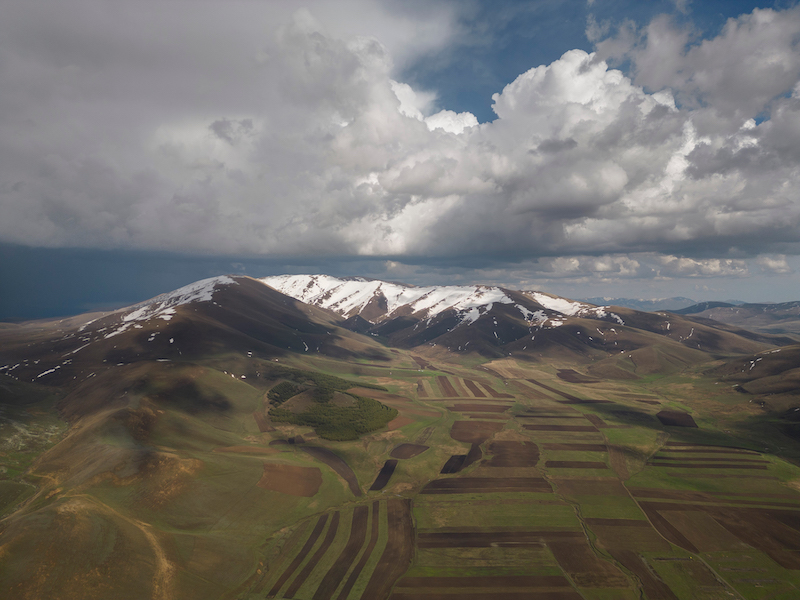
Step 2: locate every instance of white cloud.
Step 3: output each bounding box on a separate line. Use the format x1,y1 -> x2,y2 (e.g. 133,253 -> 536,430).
1,1 -> 800,286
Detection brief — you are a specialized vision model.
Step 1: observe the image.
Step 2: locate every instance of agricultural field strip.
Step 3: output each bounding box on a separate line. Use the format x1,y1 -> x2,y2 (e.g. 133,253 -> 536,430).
360,498 -> 414,600
268,513 -> 330,597
300,446 -> 363,497
388,593 -> 583,600
312,505 -> 369,600
369,460 -> 398,491
284,511 -> 341,597
334,501 -> 380,600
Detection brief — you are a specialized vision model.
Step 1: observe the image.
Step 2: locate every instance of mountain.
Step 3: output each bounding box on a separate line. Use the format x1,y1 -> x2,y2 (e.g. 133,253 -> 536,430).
261,275 -> 787,367
3,273 -> 800,600
672,300 -> 800,338
581,296 -> 699,311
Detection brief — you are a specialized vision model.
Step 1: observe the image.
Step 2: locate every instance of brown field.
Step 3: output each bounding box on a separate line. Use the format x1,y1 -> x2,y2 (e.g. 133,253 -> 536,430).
417,530 -> 583,548
542,443 -> 608,452
269,513 -> 330,596
463,379 -> 486,397
465,413 -> 508,419
412,356 -> 432,369
585,520 -> 671,552
485,441 -> 539,468
638,503 -> 701,552
635,399 -> 662,405
370,460 -> 398,491
335,502 -> 380,600
659,447 -> 759,454
548,540 -> 629,588
523,424 -> 599,432
526,378 -> 584,402
706,508 -> 800,569
554,479 -> 626,496
608,549 -> 678,600
440,455 -> 467,474
396,575 -> 571,588
545,461 -> 608,469
449,403 -> 510,412
361,498 -> 414,600
451,378 -> 470,397
656,410 -> 697,427
301,446 -> 362,497
390,444 -> 430,459
437,376 -> 459,397
213,445 -> 279,455
257,462 -> 322,497
389,593 -> 582,600
648,463 -> 768,469
584,414 -> 609,428
512,381 -> 556,399
387,416 -> 415,430
478,381 -> 515,399
651,456 -> 769,463
312,505 -> 369,600
449,420 -> 504,444
416,380 -> 428,398
517,414 -> 584,419
421,477 -> 551,494
253,410 -> 274,432
658,510 -> 746,552
284,512 -> 341,597
557,369 -> 600,383
675,473 -> 778,479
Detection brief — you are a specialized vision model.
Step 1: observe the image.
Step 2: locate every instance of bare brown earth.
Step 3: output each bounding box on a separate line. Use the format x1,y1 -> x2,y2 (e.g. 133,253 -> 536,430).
584,414 -> 610,428
608,549 -> 678,600
557,369 -> 600,384
300,446 -> 362,497
252,410 -> 274,432
437,376 -> 459,397
335,502 -> 380,600
361,498 -> 414,600
650,456 -> 769,463
485,441 -> 539,468
448,403 -> 511,412
449,420 -> 504,444
523,425 -> 599,432
542,443 -> 608,452
390,444 -> 430,459
463,379 -> 486,397
548,540 -> 629,588
395,575 -> 571,588
268,514 -> 329,596
659,448 -> 758,454
545,461 -> 608,469
656,410 -> 698,427
213,446 -> 279,455
416,380 -> 428,398
417,530 -> 584,548
284,511 -> 341,597
648,463 -> 768,469
464,413 -> 508,420
389,593 -> 582,600
389,575 -> 583,600
312,505 -> 369,600
421,477 -> 552,494
387,416 -> 414,430
439,455 -> 466,474
369,460 -> 398,491
257,463 -> 322,497
476,381 -> 514,399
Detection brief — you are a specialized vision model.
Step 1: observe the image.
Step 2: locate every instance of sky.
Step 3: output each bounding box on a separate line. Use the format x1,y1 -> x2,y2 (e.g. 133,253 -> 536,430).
2,0 -> 800,319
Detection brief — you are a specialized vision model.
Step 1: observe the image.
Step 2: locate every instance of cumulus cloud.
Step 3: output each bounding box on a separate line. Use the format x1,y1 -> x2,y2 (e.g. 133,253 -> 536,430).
1,1 -> 800,291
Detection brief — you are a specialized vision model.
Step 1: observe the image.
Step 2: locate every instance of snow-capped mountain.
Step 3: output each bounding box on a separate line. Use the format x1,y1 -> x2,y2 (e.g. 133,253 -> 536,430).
260,274 -> 621,328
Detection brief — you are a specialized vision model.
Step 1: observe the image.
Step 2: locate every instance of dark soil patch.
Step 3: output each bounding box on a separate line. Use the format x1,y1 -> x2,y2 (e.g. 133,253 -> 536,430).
546,461 -> 608,469
608,549 -> 678,600
478,381 -> 515,399
396,575 -> 570,588
523,424 -> 598,432
301,446 -> 362,497
465,413 -> 508,419
285,511 -> 340,597
656,410 -> 697,427
542,443 -> 607,452
313,505 -> 369,600
584,414 -> 609,428
659,448 -> 758,455
213,446 -> 279,455
584,518 -> 651,527
557,399 -> 612,405
417,530 -> 583,548
638,502 -> 700,553
485,441 -> 539,468
526,378 -> 584,402
706,508 -> 800,569
253,410 -> 274,432
648,463 -> 768,469
269,513 -> 329,596
549,540 -> 629,587
390,444 -> 429,459
449,403 -> 510,412
361,498 -> 414,600
635,399 -> 662,405
412,356 -> 432,369
269,439 -> 290,446
257,463 -> 322,497
421,477 -> 551,494
389,593 -> 582,600
463,379 -> 486,397
416,380 -> 428,398
450,420 -> 504,444
369,460 -> 398,491
557,369 -> 600,384
440,455 -> 466,474
652,456 -> 768,463
335,501 -> 380,600
437,376 -> 459,397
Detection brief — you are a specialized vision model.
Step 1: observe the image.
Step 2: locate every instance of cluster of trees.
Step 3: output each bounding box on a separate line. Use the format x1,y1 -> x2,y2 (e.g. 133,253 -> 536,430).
269,395 -> 398,441
265,366 -> 386,393
267,381 -> 301,405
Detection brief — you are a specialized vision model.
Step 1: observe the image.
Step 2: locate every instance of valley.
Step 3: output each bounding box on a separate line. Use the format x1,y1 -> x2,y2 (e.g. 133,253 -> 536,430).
1,275 -> 800,599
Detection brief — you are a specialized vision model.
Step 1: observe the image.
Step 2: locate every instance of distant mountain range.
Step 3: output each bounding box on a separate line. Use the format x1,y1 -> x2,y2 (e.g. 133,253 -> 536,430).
671,300 -> 800,338
582,296 -> 700,311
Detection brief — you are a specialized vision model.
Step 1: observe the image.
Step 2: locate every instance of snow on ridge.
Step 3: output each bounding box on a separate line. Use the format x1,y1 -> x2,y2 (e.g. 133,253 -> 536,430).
104,276 -> 237,339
